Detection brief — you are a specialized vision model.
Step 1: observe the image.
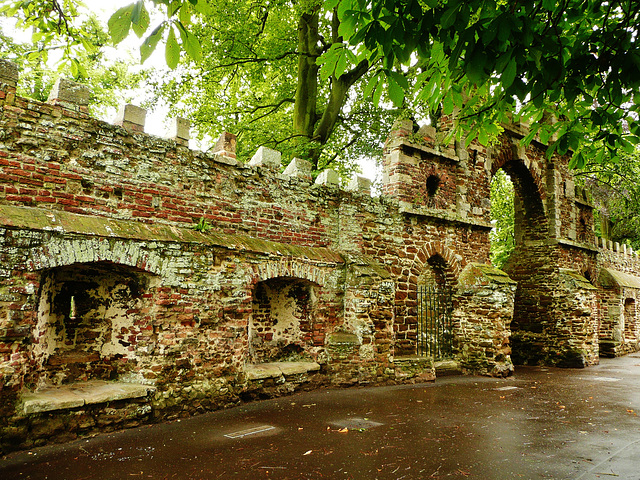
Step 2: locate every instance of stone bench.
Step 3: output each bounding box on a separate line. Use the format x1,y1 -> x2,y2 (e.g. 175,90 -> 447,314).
21,380 -> 156,414
244,361 -> 321,381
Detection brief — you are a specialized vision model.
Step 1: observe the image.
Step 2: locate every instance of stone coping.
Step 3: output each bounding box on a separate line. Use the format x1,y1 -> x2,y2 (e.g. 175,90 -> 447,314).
0,204 -> 343,263
600,268 -> 640,289
245,361 -> 321,381
21,380 -> 156,415
398,203 -> 493,230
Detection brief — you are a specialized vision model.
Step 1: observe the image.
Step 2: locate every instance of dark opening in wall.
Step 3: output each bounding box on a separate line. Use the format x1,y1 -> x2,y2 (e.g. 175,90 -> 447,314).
426,175 -> 440,199
248,277 -> 317,363
34,262 -> 153,387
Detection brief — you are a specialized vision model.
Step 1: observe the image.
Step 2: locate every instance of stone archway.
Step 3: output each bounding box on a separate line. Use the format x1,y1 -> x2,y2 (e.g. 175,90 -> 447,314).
490,139 -> 555,364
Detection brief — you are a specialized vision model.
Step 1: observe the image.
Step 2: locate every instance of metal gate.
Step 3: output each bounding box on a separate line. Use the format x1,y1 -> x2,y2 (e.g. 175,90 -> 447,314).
417,285 -> 454,359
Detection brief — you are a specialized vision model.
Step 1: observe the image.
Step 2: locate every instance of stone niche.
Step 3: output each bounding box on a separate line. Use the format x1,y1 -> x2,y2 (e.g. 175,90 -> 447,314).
599,268 -> 640,357
32,262 -> 154,387
248,277 -> 319,363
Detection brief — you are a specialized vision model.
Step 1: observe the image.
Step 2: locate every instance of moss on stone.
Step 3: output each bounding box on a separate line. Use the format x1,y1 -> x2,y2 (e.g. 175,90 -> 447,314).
0,204 -> 343,263
458,262 -> 516,287
559,269 -> 597,290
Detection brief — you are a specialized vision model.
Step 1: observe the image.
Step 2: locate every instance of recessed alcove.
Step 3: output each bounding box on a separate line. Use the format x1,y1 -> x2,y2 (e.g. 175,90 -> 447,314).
32,262 -> 154,388
248,277 -> 317,363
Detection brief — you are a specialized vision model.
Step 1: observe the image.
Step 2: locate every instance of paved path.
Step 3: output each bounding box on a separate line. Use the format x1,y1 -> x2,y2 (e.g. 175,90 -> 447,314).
2,354 -> 640,479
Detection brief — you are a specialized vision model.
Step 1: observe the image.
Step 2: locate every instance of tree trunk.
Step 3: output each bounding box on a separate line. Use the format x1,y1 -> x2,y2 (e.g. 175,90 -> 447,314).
293,11 -> 320,152
293,9 -> 370,169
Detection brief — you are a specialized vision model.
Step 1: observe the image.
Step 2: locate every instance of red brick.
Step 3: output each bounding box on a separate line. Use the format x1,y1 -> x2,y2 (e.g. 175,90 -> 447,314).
6,195 -> 33,202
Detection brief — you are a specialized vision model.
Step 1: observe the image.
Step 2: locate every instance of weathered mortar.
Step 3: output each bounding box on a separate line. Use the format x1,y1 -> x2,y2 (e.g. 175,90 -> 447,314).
1,61 -> 640,451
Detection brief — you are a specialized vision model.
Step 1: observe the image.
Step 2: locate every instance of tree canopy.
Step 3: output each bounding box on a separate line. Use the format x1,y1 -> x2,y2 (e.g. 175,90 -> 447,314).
4,0 -> 640,172
329,0 -> 640,168
100,0 -> 403,171
0,0 -> 148,117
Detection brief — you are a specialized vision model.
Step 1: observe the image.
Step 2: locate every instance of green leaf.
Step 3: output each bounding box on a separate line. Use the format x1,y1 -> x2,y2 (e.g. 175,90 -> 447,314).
501,59 -> 517,89
387,74 -> 404,107
179,1 -> 192,25
443,91 -> 454,115
338,15 -> 357,39
363,73 -> 381,98
568,151 -> 585,169
372,77 -> 384,105
176,22 -> 201,62
441,6 -> 458,30
131,3 -> 150,37
131,0 -> 143,24
165,27 -> 180,69
325,0 -> 341,9
140,23 -> 165,63
389,70 -> 409,90
168,0 -> 181,17
108,4 -> 135,44
192,0 -> 213,15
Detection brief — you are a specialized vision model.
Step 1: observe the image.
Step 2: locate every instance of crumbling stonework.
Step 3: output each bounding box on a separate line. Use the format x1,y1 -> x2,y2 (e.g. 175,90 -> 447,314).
1,60 -> 640,452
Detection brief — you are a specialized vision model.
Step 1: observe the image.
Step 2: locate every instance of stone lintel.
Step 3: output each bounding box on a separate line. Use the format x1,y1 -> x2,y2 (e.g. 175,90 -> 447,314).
315,169 -> 340,187
47,78 -> 91,106
115,104 -> 146,133
283,157 -> 312,180
0,59 -> 19,88
249,146 -> 282,169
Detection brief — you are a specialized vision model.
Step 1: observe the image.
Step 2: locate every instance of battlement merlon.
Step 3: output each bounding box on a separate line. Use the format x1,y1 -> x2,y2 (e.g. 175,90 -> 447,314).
0,60 -> 375,209
0,59 -> 18,89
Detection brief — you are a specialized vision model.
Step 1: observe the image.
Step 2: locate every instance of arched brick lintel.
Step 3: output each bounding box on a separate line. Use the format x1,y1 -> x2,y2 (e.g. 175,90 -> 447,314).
410,242 -> 464,280
252,257 -> 338,287
27,237 -> 164,275
489,136 -> 546,203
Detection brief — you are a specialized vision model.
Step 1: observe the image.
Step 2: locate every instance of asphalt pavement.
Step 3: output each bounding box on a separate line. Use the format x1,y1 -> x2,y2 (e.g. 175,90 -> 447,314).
2,354 -> 640,480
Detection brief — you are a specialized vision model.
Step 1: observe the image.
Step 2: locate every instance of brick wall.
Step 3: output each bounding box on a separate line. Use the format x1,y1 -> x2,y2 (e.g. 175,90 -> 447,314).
2,59 -> 640,451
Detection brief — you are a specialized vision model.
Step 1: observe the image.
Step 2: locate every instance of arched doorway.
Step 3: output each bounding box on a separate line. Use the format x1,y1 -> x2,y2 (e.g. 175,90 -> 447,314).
491,150 -> 554,365
248,277 -> 319,363
416,253 -> 457,359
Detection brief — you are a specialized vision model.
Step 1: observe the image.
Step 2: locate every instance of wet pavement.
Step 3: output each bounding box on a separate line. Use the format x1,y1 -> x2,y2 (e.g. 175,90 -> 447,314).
2,354 -> 640,480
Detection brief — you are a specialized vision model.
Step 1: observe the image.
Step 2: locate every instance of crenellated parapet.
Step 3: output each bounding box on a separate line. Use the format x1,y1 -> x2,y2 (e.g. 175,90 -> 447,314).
4,57 -> 640,453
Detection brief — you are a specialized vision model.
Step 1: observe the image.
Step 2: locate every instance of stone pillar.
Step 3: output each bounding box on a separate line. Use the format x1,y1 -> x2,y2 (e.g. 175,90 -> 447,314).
315,169 -> 340,187
346,175 -> 372,195
0,59 -> 18,106
249,146 -> 281,169
115,104 -> 146,133
283,157 -> 312,181
47,78 -> 91,110
0,59 -> 18,88
455,263 -> 517,377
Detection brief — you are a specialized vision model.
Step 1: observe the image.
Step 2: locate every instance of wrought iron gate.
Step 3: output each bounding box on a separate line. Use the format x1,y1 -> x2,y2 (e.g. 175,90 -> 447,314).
417,285 -> 454,359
